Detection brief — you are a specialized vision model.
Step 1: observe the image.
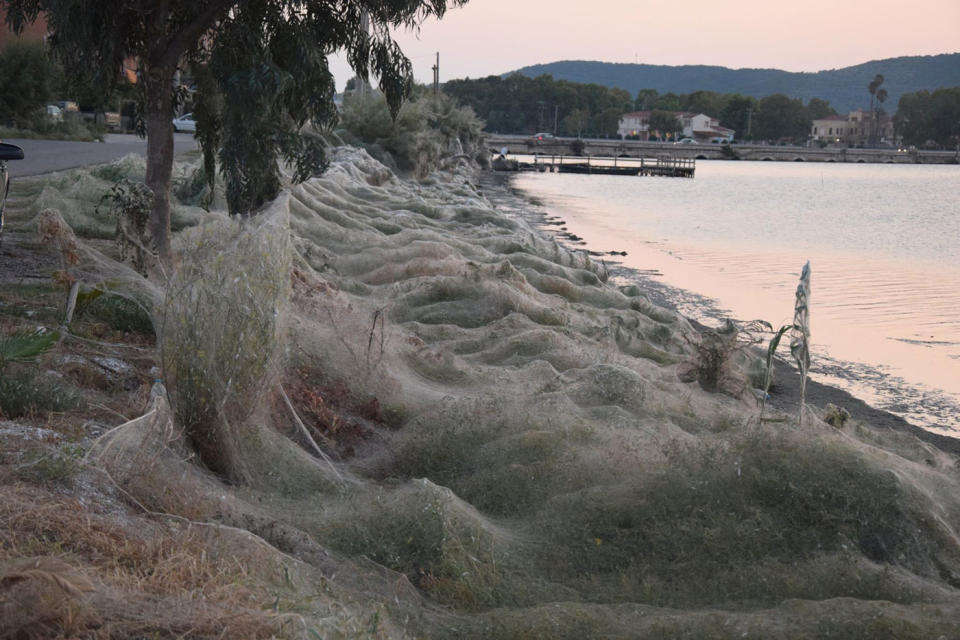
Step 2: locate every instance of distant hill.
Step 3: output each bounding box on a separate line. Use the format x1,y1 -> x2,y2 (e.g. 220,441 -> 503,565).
508,54 -> 960,113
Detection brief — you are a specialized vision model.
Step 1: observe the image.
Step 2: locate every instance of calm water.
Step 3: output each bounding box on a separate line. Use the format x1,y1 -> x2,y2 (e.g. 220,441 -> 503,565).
515,160 -> 960,434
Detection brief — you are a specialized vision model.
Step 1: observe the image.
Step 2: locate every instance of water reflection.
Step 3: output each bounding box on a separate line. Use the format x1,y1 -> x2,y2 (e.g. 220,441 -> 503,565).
515,160 -> 960,433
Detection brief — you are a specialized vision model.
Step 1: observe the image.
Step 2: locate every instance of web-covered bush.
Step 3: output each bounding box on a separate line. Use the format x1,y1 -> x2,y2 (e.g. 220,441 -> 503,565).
337,91 -> 485,177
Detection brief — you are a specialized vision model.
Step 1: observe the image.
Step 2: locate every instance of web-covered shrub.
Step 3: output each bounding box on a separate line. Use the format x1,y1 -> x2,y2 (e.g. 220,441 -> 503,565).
337,91 -> 485,177
161,208 -> 290,480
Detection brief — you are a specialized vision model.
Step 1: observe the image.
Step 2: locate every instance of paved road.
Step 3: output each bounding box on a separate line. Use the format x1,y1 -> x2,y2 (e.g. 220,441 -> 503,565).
2,133 -> 198,178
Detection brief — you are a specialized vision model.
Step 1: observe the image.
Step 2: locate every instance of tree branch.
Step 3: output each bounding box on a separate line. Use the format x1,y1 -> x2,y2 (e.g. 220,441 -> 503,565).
158,0 -> 245,69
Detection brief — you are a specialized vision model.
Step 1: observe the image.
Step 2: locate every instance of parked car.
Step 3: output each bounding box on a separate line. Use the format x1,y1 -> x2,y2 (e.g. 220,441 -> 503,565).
104,111 -> 121,130
46,104 -> 63,122
531,132 -> 555,142
675,138 -> 696,144
172,113 -> 197,133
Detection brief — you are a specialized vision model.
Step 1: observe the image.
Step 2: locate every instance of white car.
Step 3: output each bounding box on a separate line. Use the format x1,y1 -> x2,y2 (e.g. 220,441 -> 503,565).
675,138 -> 697,144
172,113 -> 197,133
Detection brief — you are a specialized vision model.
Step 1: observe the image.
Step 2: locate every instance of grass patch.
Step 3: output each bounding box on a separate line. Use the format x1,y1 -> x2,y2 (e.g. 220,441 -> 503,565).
535,430 -> 960,607
0,122 -> 101,142
317,481 -> 515,611
12,443 -> 84,486
0,367 -> 84,419
0,485 -> 288,639
0,284 -> 63,325
75,291 -> 154,335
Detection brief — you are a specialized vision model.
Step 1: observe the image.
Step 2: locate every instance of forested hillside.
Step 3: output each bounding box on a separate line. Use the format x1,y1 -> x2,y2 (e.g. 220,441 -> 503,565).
443,74 -> 836,142
510,53 -> 960,114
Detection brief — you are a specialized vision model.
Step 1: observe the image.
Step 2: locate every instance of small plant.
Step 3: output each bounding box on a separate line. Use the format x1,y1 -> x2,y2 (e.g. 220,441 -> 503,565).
96,179 -> 155,275
0,329 -> 58,372
0,368 -> 82,418
759,323 -> 791,422
36,208 -> 81,326
14,443 -> 85,485
823,403 -> 851,429
0,329 -> 79,420
790,261 -> 812,424
173,165 -> 209,207
759,261 -> 811,425
687,319 -> 768,395
75,287 -> 153,335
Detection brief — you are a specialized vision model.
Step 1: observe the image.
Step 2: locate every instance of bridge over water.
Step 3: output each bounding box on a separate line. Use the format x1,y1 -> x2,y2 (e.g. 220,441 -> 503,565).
487,135 -> 960,165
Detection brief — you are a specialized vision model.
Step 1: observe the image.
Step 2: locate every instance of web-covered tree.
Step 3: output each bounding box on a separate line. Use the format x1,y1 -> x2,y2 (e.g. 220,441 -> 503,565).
1,0 -> 465,264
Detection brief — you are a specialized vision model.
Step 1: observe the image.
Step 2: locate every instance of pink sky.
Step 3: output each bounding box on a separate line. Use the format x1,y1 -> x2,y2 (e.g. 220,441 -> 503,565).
330,0 -> 960,89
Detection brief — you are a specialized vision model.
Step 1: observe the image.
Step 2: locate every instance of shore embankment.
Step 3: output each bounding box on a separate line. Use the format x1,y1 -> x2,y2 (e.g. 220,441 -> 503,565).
483,169 -> 960,455
4,148 -> 960,638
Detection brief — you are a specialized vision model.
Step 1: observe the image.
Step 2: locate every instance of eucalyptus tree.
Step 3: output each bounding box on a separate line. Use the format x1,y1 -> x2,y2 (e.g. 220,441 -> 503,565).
1,0 -> 465,264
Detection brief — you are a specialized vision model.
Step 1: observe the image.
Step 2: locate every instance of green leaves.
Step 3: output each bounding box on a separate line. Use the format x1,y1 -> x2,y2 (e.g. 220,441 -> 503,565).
0,329 -> 58,370
759,323 -> 790,422
758,261 -> 811,425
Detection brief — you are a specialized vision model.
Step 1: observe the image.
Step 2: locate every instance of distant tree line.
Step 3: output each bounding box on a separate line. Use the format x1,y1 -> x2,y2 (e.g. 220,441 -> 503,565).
0,40 -> 136,129
894,88 -> 960,148
443,74 -> 840,143
443,74 -> 633,137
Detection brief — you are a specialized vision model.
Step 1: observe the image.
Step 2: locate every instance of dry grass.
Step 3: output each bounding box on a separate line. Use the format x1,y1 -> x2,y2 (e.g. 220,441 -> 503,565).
0,483 -> 287,639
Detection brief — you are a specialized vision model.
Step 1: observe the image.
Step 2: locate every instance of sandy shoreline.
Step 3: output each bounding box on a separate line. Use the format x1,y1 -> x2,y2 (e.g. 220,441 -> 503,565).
482,169 -> 960,456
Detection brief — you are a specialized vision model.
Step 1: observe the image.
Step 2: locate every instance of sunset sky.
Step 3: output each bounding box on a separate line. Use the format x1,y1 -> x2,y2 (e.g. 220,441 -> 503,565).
330,0 -> 960,89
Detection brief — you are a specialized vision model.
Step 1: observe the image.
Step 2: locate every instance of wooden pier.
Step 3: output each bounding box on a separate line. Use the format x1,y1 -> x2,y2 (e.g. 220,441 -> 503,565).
493,153 -> 695,178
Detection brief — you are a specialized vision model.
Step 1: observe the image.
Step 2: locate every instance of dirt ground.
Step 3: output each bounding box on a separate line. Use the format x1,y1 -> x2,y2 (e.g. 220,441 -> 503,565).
0,229 -> 61,286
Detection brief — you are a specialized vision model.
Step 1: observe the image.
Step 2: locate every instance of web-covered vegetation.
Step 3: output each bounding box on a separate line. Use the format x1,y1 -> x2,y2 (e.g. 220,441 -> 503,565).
337,91 -> 488,177
4,136 -> 960,638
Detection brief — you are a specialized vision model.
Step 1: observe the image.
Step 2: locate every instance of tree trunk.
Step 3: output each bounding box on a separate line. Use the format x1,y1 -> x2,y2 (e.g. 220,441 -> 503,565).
144,65 -> 177,267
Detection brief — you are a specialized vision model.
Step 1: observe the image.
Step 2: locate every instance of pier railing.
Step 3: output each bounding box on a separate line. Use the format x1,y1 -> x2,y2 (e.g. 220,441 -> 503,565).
497,153 -> 695,178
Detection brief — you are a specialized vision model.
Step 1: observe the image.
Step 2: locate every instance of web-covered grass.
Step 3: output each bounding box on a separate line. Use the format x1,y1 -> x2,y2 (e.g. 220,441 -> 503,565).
5,146 -> 960,638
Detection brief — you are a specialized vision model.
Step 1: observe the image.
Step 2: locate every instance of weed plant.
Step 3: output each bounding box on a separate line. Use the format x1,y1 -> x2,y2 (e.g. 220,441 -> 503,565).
12,443 -> 84,485
0,367 -> 83,418
162,214 -> 289,478
75,290 -> 154,334
0,329 -> 79,419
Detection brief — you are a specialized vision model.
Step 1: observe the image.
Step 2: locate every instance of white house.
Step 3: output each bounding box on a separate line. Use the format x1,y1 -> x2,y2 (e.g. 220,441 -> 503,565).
618,111 -> 651,139
618,111 -> 735,142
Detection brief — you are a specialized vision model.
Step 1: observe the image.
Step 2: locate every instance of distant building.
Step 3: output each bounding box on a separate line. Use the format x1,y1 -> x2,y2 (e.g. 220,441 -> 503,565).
618,111 -> 734,142
618,112 -> 652,139
1,9 -> 138,83
811,109 -> 894,146
0,8 -> 48,47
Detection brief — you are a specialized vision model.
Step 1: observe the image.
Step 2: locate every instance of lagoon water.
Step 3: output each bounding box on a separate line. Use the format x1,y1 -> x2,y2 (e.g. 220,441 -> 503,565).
514,160 -> 960,434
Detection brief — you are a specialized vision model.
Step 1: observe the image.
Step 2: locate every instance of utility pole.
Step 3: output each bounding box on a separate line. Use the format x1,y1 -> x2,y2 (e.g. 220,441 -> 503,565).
553,105 -> 558,135
746,107 -> 752,139
537,101 -> 546,132
432,52 -> 439,98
